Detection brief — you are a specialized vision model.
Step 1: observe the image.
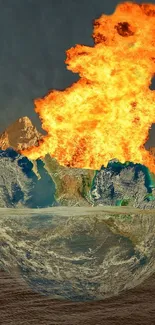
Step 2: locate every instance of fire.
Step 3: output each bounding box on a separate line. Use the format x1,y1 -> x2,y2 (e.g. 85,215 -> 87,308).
21,2 -> 155,173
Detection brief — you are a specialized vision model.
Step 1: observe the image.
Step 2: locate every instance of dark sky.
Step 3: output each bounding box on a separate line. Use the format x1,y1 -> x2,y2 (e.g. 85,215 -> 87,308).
0,0 -> 154,147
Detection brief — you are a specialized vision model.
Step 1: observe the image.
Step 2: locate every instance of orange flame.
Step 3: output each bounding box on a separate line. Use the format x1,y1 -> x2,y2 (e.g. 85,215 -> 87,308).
21,2 -> 155,173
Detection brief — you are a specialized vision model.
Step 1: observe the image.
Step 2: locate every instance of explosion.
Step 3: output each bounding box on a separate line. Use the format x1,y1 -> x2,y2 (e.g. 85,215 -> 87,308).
21,2 -> 155,173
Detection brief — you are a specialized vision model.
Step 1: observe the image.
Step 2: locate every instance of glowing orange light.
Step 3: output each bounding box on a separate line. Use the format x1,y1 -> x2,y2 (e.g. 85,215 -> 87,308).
21,2 -> 155,173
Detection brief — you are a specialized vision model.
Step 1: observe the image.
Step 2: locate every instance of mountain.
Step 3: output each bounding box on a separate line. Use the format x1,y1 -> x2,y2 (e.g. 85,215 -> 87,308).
0,116 -> 43,151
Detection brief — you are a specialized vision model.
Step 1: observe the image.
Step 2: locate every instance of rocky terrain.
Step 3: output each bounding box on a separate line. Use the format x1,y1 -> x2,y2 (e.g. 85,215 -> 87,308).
91,161 -> 155,209
0,116 -> 43,152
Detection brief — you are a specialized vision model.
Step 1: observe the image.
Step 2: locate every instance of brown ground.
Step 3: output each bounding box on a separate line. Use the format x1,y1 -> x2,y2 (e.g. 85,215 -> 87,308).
0,269 -> 155,325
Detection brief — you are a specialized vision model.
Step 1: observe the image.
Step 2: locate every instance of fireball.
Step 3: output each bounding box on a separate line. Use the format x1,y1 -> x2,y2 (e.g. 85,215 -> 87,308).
21,2 -> 155,173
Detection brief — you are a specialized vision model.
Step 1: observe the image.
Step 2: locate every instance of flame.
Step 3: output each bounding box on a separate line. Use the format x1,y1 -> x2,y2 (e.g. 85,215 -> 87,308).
21,2 -> 155,173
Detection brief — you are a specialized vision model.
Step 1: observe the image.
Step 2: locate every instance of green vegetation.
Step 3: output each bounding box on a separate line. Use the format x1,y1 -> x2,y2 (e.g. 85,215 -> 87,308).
147,171 -> 155,188
116,198 -> 130,206
81,174 -> 94,197
144,193 -> 155,201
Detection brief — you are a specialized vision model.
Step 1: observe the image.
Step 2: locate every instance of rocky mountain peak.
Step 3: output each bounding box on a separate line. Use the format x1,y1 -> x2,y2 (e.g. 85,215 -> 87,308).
0,116 -> 43,151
